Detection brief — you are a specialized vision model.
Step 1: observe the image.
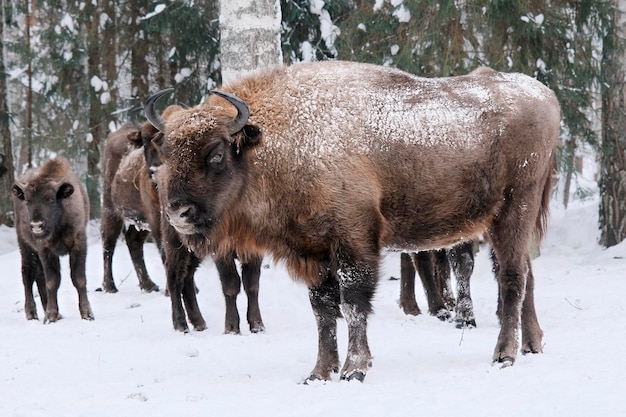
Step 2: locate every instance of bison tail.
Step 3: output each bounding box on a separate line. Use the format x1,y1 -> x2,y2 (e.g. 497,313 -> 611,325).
535,153 -> 557,243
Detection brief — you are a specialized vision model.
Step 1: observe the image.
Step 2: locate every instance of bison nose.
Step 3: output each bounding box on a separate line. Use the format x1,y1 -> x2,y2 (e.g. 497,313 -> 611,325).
165,201 -> 198,234
30,220 -> 45,235
167,201 -> 195,219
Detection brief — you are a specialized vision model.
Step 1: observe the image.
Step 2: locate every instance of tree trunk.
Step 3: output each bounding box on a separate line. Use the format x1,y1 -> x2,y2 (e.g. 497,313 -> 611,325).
600,0 -> 626,247
130,0 -> 149,100
18,0 -> 34,174
0,0 -> 15,226
86,2 -> 102,219
219,0 -> 283,85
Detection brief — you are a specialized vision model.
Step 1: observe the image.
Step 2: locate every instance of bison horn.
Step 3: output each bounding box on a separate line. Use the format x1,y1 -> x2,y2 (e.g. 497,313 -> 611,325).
144,88 -> 174,132
209,90 -> 250,135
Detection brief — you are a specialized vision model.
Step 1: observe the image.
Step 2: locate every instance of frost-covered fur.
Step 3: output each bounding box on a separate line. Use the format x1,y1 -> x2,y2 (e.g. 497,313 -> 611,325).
149,61 -> 560,382
140,118 -> 266,334
101,122 -> 161,293
12,157 -> 93,323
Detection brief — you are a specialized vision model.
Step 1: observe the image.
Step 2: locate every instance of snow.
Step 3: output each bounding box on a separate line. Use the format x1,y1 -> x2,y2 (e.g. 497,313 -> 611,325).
1,187 -> 626,415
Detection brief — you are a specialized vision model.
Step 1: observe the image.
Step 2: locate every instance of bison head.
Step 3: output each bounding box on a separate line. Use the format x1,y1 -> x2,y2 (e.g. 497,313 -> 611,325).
12,180 -> 75,239
144,89 -> 262,238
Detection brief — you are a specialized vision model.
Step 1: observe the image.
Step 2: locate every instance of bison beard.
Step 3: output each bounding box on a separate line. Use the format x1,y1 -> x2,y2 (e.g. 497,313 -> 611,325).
145,60 -> 560,382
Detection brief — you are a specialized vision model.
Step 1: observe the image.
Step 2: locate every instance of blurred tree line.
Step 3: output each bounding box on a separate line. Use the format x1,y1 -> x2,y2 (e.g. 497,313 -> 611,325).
0,0 -> 624,247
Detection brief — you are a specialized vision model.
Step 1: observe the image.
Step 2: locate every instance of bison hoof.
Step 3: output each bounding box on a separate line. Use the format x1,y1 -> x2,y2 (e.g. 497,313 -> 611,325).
102,283 -> 119,293
495,356 -> 515,368
82,312 -> 95,321
340,370 -> 366,383
224,327 -> 240,335
435,308 -> 451,321
455,318 -> 477,329
249,321 -> 265,333
302,374 -> 328,385
140,282 -> 159,293
400,303 -> 421,316
44,312 -> 63,324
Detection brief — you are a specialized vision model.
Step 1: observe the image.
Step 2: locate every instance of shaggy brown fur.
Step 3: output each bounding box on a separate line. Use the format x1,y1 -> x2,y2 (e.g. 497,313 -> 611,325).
12,157 -> 93,323
101,122 -> 161,293
139,116 -> 266,334
146,60 -> 560,382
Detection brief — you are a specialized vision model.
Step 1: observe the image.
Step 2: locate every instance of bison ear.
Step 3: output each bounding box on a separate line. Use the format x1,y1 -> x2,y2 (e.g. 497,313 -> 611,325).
240,124 -> 263,148
127,130 -> 142,147
12,184 -> 25,200
57,183 -> 75,199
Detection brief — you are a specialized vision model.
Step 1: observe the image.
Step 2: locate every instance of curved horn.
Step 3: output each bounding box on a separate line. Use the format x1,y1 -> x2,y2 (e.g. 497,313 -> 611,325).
144,88 -> 175,132
209,90 -> 250,134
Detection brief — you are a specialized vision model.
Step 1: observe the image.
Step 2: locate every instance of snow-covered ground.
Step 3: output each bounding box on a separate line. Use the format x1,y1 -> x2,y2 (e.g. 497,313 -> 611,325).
1,190 -> 624,417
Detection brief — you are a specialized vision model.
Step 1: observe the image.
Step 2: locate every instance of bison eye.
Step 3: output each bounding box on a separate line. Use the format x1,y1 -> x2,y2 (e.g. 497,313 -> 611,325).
209,152 -> 223,164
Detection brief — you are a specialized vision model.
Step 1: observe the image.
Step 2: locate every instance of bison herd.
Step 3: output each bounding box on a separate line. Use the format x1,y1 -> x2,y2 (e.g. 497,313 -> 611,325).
8,60 -> 560,383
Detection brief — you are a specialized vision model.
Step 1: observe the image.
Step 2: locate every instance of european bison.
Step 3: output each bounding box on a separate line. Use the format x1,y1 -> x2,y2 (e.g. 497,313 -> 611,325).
101,121 -> 162,293
12,157 -> 94,323
400,241 -> 477,328
140,110 -> 266,334
145,61 -> 560,382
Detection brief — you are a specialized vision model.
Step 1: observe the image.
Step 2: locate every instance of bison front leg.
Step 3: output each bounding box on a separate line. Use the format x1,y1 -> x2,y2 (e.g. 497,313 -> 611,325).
337,260 -> 375,382
412,251 -> 451,321
18,242 -> 44,320
448,242 -> 477,328
215,254 -> 243,334
399,252 -> 421,315
125,226 -> 159,292
39,250 -> 63,323
101,209 -> 123,293
241,255 -> 265,333
306,275 -> 341,382
69,242 -> 95,321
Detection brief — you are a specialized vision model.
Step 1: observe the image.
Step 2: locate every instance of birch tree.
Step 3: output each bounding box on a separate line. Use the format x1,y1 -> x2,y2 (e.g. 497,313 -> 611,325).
219,0 -> 283,85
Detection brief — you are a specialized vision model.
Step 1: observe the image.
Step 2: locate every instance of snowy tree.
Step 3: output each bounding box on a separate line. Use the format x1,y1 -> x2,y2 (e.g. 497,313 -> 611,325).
219,0 -> 283,85
600,0 -> 626,247
0,0 -> 15,226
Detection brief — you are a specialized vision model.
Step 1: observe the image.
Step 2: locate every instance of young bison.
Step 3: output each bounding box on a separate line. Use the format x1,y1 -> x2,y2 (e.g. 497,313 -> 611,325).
12,157 -> 94,323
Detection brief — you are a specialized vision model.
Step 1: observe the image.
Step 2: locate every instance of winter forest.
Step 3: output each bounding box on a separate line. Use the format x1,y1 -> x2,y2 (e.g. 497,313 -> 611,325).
0,0 -> 624,246
1,1 -> 626,415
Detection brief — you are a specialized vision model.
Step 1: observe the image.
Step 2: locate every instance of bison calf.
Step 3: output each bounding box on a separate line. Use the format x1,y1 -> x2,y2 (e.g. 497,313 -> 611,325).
12,157 -> 94,323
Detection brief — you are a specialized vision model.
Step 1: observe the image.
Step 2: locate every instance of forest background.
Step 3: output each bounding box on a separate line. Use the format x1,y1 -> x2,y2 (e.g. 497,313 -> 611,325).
0,0 -> 625,248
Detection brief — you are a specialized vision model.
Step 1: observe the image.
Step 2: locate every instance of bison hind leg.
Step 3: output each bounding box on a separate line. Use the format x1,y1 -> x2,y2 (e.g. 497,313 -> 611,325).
307,275 -> 341,382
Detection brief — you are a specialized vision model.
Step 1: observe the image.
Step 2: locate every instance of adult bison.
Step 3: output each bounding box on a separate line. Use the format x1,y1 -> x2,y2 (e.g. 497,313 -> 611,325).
145,61 -> 560,382
12,157 -> 94,323
141,117 -> 266,334
101,121 -> 163,293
